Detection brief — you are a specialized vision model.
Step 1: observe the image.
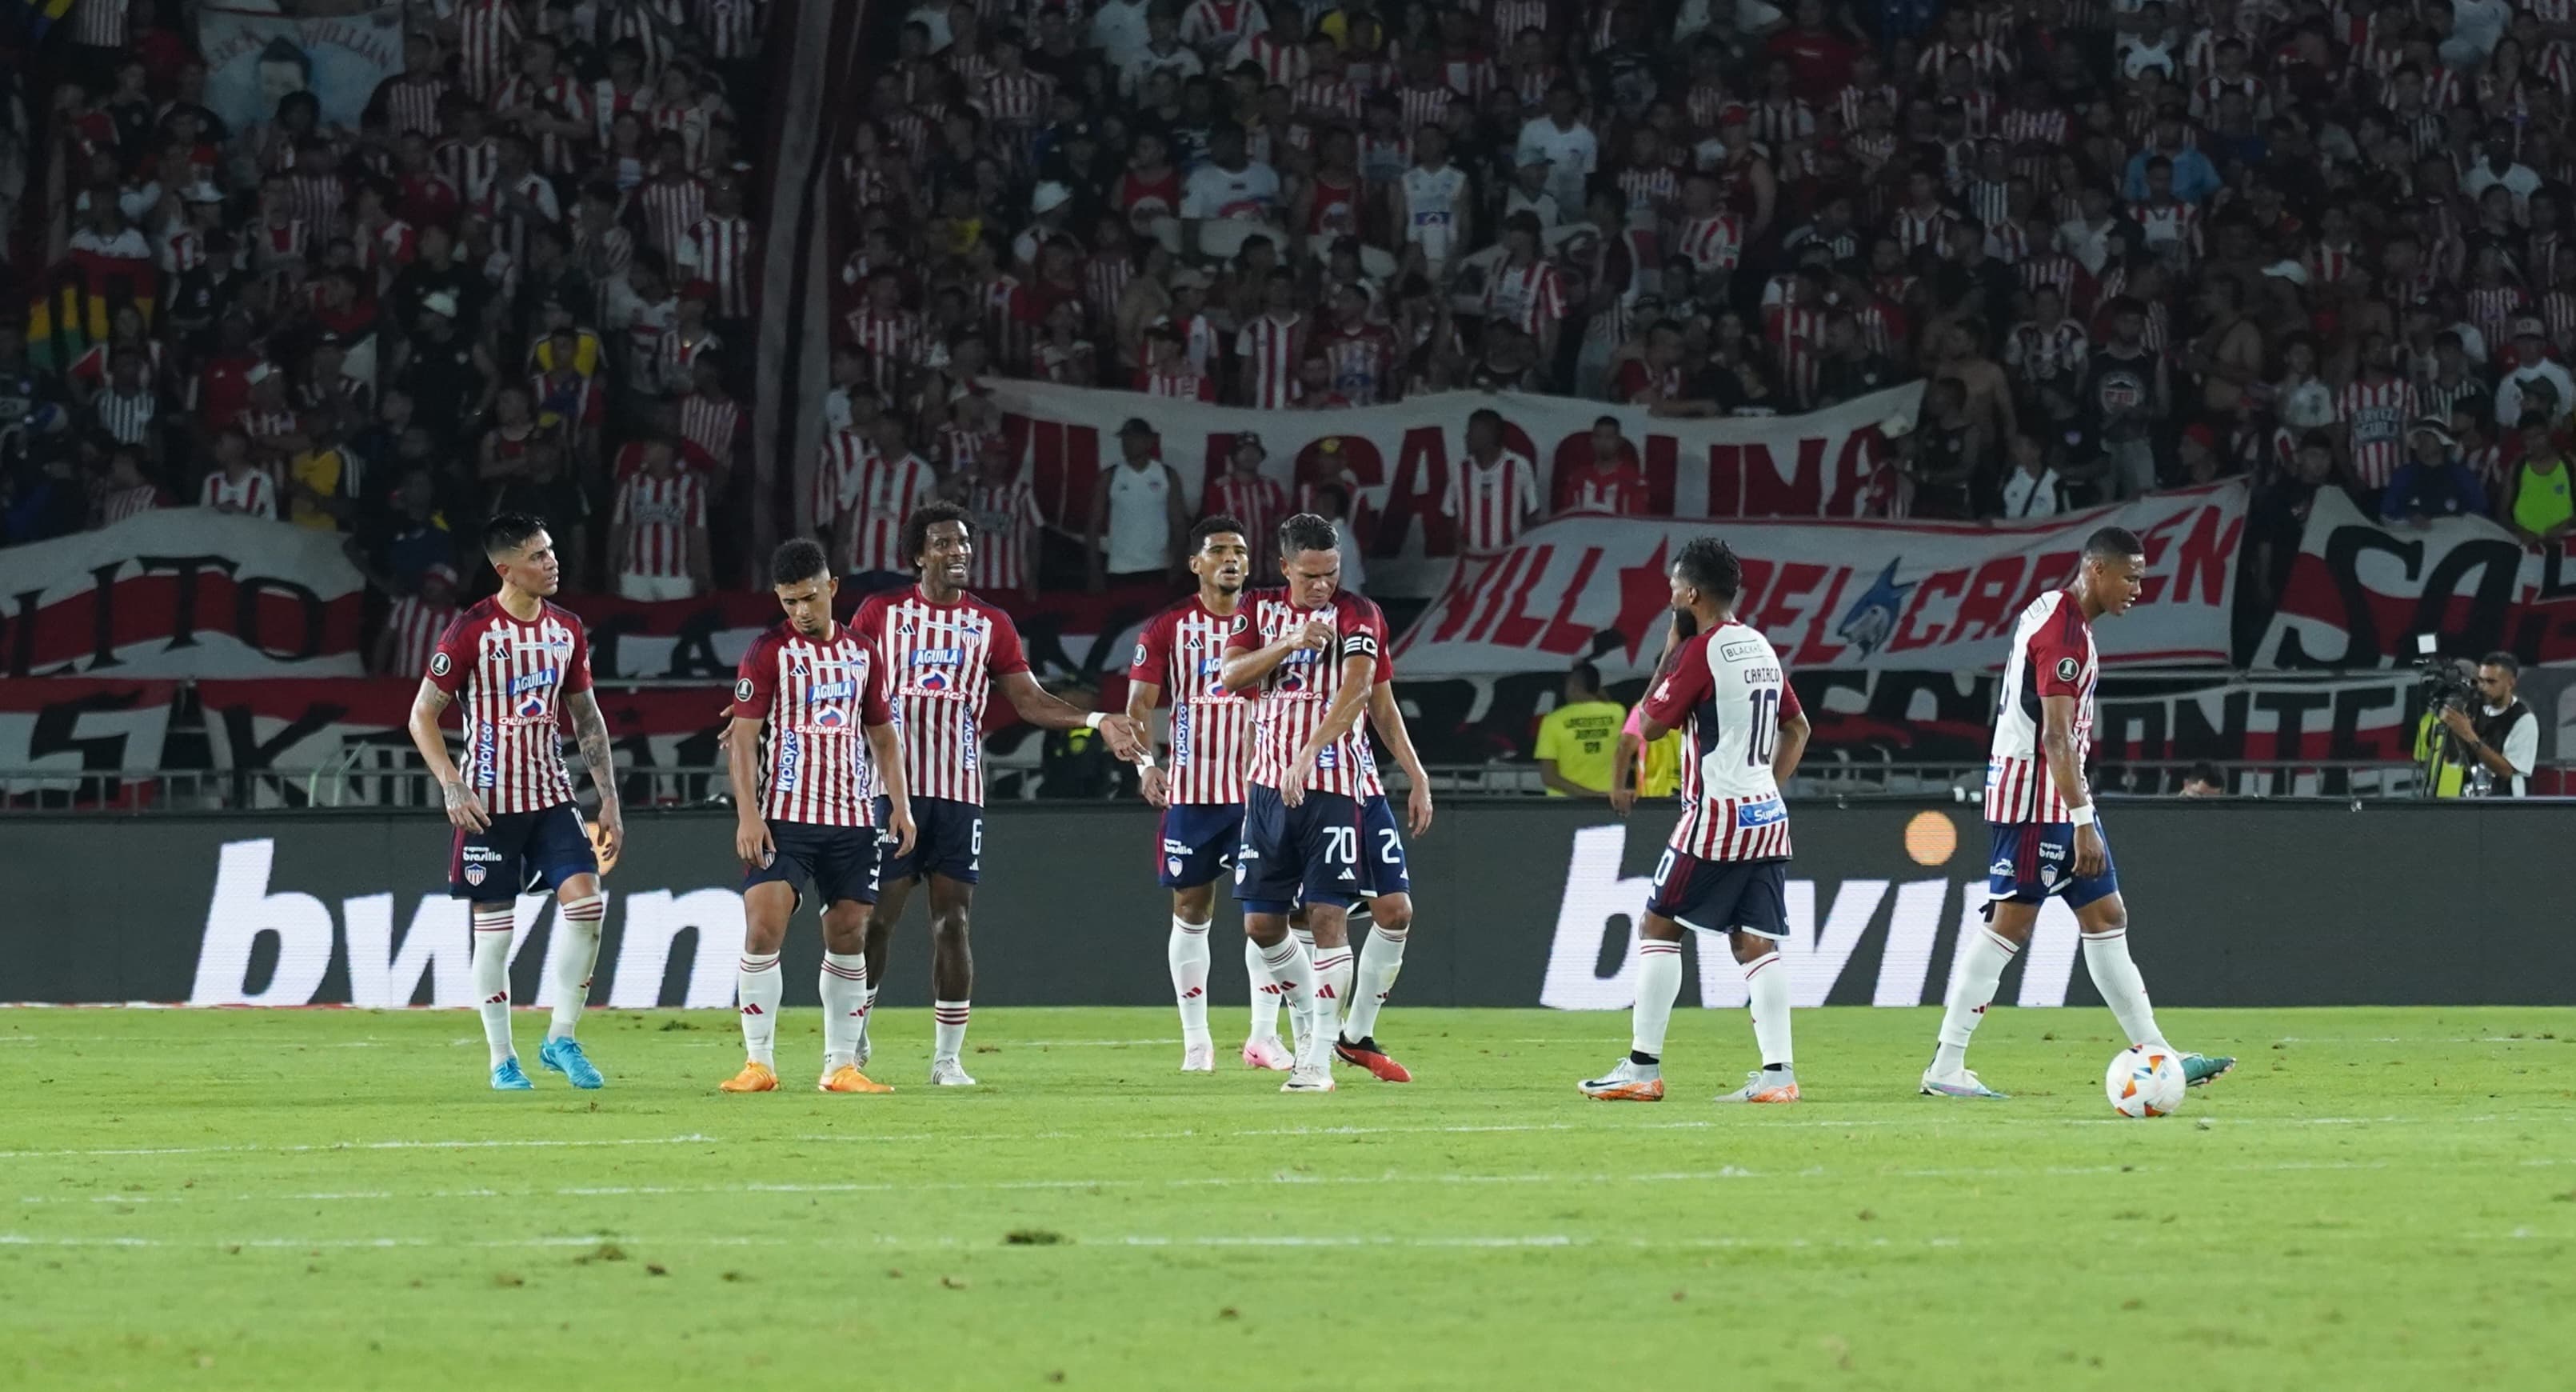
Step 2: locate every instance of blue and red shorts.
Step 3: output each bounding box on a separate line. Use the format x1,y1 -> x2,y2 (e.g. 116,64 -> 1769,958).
1985,818 -> 2120,909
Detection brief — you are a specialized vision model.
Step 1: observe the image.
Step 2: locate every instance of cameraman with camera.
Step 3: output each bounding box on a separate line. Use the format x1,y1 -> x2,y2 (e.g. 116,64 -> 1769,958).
2429,653 -> 2539,798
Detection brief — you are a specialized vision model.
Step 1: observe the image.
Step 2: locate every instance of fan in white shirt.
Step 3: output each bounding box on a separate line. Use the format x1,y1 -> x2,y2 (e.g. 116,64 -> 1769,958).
1999,436 -> 2065,518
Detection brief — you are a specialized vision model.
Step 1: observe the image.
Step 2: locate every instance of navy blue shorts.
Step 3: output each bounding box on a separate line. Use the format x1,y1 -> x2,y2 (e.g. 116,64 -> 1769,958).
1356,794 -> 1411,898
744,819 -> 883,907
1986,819 -> 2119,909
1159,802 -> 1243,888
877,794 -> 983,885
1644,847 -> 1788,939
1235,785 -> 1363,914
449,802 -> 597,901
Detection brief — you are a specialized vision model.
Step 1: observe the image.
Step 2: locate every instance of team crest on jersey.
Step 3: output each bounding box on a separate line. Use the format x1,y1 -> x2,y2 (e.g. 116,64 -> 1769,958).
464,864 -> 486,886
2054,656 -> 2079,682
1837,559 -> 1915,657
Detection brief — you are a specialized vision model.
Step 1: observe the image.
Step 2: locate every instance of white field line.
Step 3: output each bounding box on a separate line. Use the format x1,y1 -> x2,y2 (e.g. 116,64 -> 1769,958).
0,1111 -> 2540,1164
20,1155 -> 2573,1209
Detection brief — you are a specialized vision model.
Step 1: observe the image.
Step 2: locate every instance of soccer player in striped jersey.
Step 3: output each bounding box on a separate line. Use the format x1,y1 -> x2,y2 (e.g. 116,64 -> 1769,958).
1923,527 -> 2235,1099
1127,515 -> 1256,1071
721,539 -> 920,1097
853,502 -> 1145,1084
1581,539 -> 1812,1105
404,514 -> 623,1092
1217,513 -> 1390,1092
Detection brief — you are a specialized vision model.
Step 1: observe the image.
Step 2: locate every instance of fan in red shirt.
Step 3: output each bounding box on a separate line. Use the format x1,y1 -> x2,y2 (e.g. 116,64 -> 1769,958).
1765,0 -> 1860,102
1556,417 -> 1651,515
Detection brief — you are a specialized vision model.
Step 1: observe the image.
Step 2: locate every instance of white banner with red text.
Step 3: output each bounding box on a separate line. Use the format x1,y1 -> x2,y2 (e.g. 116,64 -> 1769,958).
2261,487 -> 2576,667
198,3 -> 407,134
0,510 -> 369,677
1391,482 -> 2248,676
982,381 -> 1923,598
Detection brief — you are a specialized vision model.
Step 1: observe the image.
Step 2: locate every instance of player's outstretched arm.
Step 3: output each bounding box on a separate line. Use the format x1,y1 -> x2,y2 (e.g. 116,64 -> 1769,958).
997,670 -> 1144,758
564,688 -> 624,863
725,714 -> 772,865
407,679 -> 489,832
1366,681 -> 1434,835
865,720 -> 918,858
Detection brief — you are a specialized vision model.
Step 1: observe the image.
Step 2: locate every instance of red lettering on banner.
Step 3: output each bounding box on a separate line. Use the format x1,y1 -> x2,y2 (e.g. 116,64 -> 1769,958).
1795,564 -> 1855,666
1747,561 -> 1829,638
1465,548 -> 1532,642
1739,439 -> 1829,517
1945,556 -> 2028,646
1382,426 -> 1452,557
1641,434 -> 1679,515
1542,548 -> 1604,653
1732,557 -> 1774,626
1490,546 -> 1555,649
1428,554 -> 1504,643
2171,504 -> 2239,606
1828,430 -> 1884,515
2135,508 -> 2190,606
1888,569 -> 1966,651
1612,538 -> 1675,660
2010,551 -> 2079,619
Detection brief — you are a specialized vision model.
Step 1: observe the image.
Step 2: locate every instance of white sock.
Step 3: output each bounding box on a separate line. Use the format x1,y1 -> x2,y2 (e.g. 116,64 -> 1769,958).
1934,926 -> 2019,1075
1631,940 -> 1683,1060
820,951 -> 868,1070
1169,916 -> 1212,1045
1311,945 -> 1355,1029
1340,925 -> 1408,1042
1743,949 -> 1793,1069
1244,937 -> 1284,1041
471,904 -> 516,1067
933,999 -> 970,1062
737,952 -> 781,1067
1290,924 -> 1316,953
856,984 -> 880,1052
2082,929 -> 2169,1051
547,894 -> 605,1042
1257,938 -> 1321,1066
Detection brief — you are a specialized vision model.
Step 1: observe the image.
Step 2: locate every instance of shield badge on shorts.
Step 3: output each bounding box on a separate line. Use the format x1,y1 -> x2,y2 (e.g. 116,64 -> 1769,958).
464,864 -> 487,886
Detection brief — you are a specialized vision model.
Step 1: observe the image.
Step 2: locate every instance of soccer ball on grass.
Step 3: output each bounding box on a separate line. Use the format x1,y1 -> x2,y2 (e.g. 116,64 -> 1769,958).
2105,1045 -> 2186,1118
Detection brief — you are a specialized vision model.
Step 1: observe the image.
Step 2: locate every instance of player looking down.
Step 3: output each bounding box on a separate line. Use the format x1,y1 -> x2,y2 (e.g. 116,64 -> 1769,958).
1921,526 -> 2236,1099
405,512 -> 622,1092
718,538 -> 918,1095
1581,538 -> 1811,1104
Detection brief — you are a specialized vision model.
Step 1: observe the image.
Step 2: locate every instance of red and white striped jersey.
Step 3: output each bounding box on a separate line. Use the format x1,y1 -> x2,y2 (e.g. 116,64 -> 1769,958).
638,176 -> 707,256
677,393 -> 742,473
1996,105 -> 2069,149
428,598 -> 592,815
1180,0 -> 1262,50
841,451 -> 941,574
1771,305 -> 1827,408
979,70 -> 1053,126
1984,589 -> 2098,825
1232,30 -> 1308,86
1225,588 -> 1387,799
729,622 -> 894,828
965,477 -> 1042,591
98,483 -> 165,524
2007,318 -> 2090,381
384,594 -> 456,679
677,214 -> 757,318
812,429 -> 869,534
1400,82 -> 1464,133
2466,285 -> 2528,346
200,469 -> 278,518
1129,597 -> 1254,805
613,470 -> 706,578
2336,376 -> 2418,490
852,586 -> 1031,806
1480,258 -> 1566,335
1235,312 -> 1305,409
844,306 -> 924,396
702,0 -> 765,59
1318,323 -> 1396,406
1491,0 -> 1550,42
1443,451 -> 1541,557
457,0 -> 524,102
285,172 -> 347,242
1292,77 -> 1364,121
1615,164 -> 1682,222
1205,473 -> 1288,560
1139,367 -> 1218,402
1673,212 -> 1744,273
437,138 -> 502,208
1643,622 -> 1799,862
1893,203 -> 1956,256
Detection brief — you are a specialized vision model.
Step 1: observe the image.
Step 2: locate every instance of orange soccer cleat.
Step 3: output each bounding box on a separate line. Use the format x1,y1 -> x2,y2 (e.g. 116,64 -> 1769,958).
718,1061 -> 779,1093
817,1064 -> 893,1094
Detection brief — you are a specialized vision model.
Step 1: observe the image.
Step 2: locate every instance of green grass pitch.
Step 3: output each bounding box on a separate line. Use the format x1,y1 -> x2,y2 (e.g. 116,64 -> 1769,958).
3,1005 -> 2571,1391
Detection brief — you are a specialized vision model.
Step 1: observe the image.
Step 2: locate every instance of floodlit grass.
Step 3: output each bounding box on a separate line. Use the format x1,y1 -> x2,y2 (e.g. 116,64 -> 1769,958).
2,1006 -> 2571,1390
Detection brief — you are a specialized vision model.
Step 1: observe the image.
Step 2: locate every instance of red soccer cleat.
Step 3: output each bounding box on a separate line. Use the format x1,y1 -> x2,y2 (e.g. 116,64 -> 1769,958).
1333,1035 -> 1412,1082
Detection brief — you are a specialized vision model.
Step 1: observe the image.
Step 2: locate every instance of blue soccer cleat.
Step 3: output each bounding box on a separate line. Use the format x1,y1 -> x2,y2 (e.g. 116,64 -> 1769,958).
539,1036 -> 605,1090
2181,1053 -> 2235,1087
491,1058 -> 535,1090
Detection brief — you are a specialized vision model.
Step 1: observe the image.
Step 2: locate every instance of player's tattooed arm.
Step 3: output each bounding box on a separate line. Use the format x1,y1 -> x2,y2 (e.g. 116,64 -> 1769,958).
407,679 -> 489,832
564,688 -> 625,861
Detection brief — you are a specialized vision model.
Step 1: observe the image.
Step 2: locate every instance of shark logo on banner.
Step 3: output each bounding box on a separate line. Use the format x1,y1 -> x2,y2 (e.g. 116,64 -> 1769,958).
1836,560 -> 1916,657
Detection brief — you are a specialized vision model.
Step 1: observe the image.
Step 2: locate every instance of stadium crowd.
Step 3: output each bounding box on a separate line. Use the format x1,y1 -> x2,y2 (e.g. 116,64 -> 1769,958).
10,0 -> 2576,660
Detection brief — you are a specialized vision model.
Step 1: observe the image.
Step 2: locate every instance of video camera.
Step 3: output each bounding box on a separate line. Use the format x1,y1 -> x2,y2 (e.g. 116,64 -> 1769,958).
2413,634 -> 2477,714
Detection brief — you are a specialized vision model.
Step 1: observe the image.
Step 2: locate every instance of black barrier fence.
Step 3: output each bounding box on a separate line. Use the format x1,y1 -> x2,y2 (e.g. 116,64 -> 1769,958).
4,803 -> 2571,1007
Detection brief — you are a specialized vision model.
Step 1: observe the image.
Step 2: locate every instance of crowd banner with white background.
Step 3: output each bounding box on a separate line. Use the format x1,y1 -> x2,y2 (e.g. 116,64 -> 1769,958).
981,381 -> 1923,598
1393,482 -> 2247,677
2263,487 -> 2576,667
198,2 -> 406,133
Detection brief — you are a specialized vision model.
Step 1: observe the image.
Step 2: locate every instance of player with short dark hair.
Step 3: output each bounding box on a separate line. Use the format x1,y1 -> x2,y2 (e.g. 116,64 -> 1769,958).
1127,514 -> 1259,1071
1923,526 -> 2235,1098
1218,512 -> 1391,1092
852,503 -> 1145,1084
405,512 -> 622,1091
717,538 -> 921,1095
1581,538 -> 1812,1104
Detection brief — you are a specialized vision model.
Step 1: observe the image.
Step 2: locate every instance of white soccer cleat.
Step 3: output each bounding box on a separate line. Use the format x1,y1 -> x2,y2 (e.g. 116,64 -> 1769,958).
1180,1042 -> 1216,1073
1240,1035 -> 1293,1070
928,1057 -> 978,1086
1578,1058 -> 1665,1102
1281,1063 -> 1336,1092
1919,1066 -> 2008,1099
